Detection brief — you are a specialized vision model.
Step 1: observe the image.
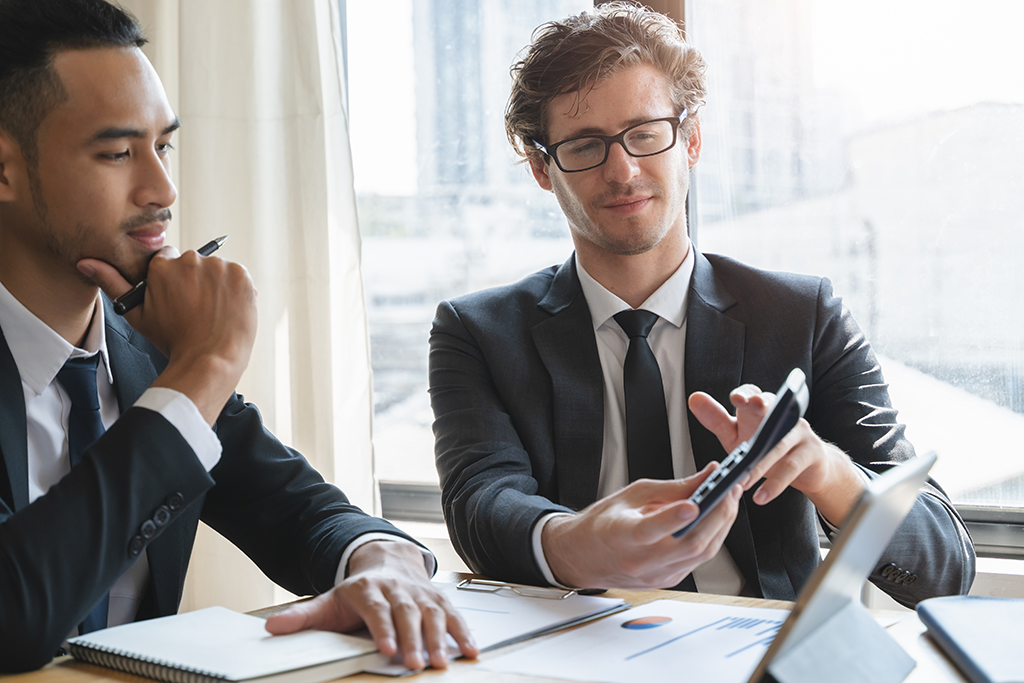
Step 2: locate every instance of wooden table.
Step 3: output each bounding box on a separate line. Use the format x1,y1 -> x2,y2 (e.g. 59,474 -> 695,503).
2,572 -> 968,683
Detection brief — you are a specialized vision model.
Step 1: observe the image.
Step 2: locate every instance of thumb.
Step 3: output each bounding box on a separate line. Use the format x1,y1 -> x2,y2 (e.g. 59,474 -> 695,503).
264,592 -> 362,636
77,258 -> 133,300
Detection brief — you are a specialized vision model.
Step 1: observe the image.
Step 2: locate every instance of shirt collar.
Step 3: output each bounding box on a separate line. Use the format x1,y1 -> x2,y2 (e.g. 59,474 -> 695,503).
576,240 -> 696,331
0,280 -> 114,397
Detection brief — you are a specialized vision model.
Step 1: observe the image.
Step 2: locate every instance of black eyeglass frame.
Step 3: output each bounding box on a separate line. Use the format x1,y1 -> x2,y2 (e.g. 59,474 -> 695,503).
531,109 -> 689,173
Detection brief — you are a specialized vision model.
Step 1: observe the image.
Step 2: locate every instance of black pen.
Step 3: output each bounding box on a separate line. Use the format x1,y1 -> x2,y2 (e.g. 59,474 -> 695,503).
113,235 -> 229,316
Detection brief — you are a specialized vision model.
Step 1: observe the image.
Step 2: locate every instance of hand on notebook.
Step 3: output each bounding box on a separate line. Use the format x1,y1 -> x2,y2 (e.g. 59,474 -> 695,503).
690,383 -> 867,527
264,540 -> 479,671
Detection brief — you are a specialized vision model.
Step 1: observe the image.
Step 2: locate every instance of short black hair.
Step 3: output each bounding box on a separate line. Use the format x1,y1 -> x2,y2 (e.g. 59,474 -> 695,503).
0,0 -> 146,164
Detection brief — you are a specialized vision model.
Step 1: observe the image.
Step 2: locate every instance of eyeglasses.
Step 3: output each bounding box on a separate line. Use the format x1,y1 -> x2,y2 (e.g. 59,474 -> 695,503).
532,109 -> 688,173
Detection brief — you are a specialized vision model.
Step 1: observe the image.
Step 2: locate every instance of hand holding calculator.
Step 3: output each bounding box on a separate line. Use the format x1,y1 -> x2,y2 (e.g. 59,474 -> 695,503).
673,368 -> 809,538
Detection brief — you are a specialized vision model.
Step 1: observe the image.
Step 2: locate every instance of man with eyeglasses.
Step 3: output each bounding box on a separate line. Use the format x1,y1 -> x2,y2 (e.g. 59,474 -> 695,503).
429,2 -> 973,605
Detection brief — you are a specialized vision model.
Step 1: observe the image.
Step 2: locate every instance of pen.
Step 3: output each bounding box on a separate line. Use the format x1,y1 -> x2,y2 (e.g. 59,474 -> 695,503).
112,235 -> 229,316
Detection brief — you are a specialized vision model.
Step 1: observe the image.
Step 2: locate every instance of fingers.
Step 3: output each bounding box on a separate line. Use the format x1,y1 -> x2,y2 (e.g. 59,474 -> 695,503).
744,419 -> 835,507
77,258 -> 132,299
730,385 -> 772,442
689,385 -> 772,452
78,245 -> 182,301
364,579 -> 476,670
381,584 -> 425,670
631,498 -> 698,544
444,608 -> 479,662
648,483 -> 743,588
688,392 -> 736,442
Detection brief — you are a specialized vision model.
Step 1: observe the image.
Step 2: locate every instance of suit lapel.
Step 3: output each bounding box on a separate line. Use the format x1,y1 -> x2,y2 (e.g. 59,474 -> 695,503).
103,299 -> 194,617
103,300 -> 159,411
532,257 -> 604,511
0,325 -> 29,512
685,250 -> 744,470
684,250 -> 766,596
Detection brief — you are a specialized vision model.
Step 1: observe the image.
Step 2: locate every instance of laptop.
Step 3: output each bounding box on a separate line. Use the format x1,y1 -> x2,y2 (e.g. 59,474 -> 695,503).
747,451 -> 938,683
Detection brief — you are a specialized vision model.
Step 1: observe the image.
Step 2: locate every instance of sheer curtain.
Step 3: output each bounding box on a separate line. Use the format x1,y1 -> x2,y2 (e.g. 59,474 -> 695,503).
121,0 -> 376,613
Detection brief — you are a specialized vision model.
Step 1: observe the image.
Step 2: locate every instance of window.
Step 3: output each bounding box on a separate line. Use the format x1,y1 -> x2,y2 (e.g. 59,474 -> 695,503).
687,0 -> 1024,523
347,1 -> 1024,553
346,0 -> 589,499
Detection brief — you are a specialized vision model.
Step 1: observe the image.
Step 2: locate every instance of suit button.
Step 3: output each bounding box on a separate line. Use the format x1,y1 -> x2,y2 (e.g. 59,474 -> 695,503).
140,520 -> 158,539
153,506 -> 172,526
166,493 -> 184,511
128,535 -> 144,556
905,574 -> 918,586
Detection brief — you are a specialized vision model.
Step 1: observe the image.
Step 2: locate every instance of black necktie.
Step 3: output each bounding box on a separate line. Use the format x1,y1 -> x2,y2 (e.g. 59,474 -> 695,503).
614,310 -> 674,481
56,355 -> 110,633
614,311 -> 697,592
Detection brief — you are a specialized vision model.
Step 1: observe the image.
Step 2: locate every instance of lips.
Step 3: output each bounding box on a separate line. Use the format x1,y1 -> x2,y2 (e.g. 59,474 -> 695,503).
603,195 -> 652,215
128,224 -> 167,251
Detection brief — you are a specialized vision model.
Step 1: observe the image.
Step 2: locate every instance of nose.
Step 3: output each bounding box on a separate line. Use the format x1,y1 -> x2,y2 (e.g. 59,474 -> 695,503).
132,148 -> 178,209
602,140 -> 641,184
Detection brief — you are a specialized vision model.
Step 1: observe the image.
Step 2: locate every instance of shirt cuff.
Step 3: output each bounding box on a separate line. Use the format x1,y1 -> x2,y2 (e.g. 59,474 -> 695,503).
532,512 -> 575,589
134,387 -> 222,471
334,533 -> 437,586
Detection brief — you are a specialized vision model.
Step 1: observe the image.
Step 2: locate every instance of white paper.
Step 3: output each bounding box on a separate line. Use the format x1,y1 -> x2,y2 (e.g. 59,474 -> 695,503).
480,599 -> 791,683
366,580 -> 628,675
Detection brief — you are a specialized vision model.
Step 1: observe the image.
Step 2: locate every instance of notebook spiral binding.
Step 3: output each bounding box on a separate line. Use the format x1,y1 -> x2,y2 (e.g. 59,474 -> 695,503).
68,642 -> 229,683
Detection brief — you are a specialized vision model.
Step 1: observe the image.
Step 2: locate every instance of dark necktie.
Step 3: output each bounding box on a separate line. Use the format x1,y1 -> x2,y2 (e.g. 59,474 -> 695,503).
614,310 -> 697,592
614,310 -> 674,481
56,355 -> 110,633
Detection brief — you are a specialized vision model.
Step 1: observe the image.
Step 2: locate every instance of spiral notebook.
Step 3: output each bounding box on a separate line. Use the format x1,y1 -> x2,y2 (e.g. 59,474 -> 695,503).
67,606 -> 388,683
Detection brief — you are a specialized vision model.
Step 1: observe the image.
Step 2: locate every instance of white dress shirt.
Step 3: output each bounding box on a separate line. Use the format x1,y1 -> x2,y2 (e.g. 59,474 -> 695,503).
531,242 -> 745,595
0,281 -> 431,633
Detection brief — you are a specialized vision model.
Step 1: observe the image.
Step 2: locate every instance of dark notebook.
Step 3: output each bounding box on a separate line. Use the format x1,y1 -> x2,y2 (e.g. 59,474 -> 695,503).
917,595 -> 1024,683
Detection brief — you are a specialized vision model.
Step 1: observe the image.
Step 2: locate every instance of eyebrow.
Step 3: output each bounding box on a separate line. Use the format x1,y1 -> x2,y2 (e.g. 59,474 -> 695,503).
89,117 -> 182,143
558,115 -> 670,142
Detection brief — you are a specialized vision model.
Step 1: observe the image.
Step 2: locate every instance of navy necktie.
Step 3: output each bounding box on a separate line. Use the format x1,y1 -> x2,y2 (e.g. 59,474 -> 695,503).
614,310 -> 697,592
56,355 -> 110,633
614,310 -> 674,481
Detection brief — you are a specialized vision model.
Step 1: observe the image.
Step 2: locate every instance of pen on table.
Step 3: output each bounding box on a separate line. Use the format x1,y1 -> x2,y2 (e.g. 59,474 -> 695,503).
112,235 -> 229,316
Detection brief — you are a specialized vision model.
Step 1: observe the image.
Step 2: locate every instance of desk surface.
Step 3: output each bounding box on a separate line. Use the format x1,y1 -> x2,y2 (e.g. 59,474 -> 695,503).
4,573 -> 967,683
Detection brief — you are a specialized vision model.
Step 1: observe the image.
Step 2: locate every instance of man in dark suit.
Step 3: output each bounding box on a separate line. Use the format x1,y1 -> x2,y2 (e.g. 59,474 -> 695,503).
0,0 -> 476,672
429,2 -> 974,606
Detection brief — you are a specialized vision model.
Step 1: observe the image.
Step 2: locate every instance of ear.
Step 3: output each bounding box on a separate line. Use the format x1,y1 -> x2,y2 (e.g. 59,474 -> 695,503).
686,117 -> 702,168
528,152 -> 554,192
0,132 -> 24,202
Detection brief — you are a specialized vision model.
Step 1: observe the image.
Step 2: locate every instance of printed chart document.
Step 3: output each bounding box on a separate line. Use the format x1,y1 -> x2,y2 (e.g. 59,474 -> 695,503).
68,606 -> 388,683
367,580 -> 629,675
481,599 -> 791,683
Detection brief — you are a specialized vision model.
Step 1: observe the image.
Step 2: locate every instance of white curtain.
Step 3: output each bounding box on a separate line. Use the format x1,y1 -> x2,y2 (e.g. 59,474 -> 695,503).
120,0 -> 376,613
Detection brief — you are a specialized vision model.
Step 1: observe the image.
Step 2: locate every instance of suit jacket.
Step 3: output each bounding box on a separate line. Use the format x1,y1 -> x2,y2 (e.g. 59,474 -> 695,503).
429,249 -> 975,606
0,297 -> 415,672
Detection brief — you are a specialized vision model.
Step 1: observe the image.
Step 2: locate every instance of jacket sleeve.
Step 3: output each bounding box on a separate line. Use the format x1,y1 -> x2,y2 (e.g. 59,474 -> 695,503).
0,396 -> 421,673
807,277 -> 976,607
429,299 -> 571,584
0,409 -> 215,672
198,391 -> 423,597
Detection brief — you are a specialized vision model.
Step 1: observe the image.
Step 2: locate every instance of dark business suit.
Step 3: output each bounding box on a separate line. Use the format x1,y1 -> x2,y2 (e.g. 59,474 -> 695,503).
429,249 -> 974,607
0,297 -> 416,672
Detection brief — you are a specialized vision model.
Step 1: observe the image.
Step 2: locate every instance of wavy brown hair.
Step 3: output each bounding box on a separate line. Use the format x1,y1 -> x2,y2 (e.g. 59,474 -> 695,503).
506,1 -> 706,162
